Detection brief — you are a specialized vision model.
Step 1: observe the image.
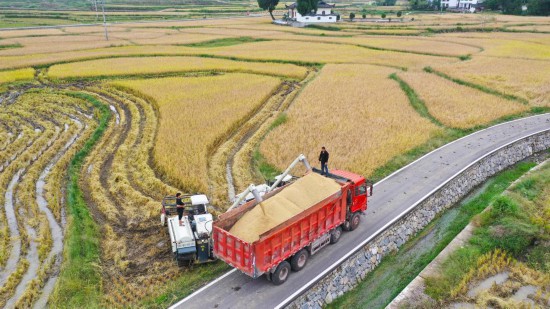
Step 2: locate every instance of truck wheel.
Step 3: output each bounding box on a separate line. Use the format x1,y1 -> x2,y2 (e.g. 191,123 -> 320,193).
272,261 -> 291,285
330,226 -> 342,244
350,213 -> 361,231
290,249 -> 309,272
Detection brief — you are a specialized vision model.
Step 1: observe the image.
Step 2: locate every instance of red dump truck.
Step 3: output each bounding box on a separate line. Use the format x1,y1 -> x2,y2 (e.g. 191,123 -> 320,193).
213,155 -> 372,285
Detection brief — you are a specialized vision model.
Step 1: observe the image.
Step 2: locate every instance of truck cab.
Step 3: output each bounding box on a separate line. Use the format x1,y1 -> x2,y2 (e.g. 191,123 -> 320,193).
313,168 -> 373,231
329,169 -> 372,213
313,168 -> 372,211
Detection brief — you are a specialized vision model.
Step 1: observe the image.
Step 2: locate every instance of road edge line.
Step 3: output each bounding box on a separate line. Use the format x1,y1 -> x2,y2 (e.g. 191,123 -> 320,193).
274,124 -> 550,309
169,268 -> 237,308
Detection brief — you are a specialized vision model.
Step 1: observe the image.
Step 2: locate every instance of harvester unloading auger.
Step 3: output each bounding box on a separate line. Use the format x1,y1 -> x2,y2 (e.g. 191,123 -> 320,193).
227,154 -> 311,212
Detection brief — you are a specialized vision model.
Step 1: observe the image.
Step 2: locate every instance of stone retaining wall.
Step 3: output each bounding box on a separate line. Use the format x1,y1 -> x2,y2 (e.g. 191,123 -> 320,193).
288,130 -> 550,309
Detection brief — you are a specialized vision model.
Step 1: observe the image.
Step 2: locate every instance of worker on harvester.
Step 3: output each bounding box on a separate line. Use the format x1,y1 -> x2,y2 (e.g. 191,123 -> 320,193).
319,146 -> 329,176
176,192 -> 185,226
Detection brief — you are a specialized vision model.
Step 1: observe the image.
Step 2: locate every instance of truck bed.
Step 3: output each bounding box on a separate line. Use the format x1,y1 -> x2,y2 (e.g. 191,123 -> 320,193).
213,173 -> 349,277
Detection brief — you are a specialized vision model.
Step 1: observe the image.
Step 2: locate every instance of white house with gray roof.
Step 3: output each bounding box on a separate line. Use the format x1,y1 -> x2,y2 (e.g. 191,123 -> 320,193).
286,1 -> 337,23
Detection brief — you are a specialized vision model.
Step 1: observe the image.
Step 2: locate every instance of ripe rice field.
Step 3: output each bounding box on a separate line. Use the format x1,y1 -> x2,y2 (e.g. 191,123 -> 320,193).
49,56 -> 308,79
0,11 -> 548,309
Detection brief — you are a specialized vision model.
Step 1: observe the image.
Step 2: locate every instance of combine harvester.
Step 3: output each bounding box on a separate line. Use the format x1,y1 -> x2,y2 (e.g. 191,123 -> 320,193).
213,154 -> 373,284
161,194 -> 216,266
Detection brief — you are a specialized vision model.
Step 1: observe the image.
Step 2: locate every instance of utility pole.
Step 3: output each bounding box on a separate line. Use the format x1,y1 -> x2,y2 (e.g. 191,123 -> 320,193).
93,0 -> 99,21
101,0 -> 109,41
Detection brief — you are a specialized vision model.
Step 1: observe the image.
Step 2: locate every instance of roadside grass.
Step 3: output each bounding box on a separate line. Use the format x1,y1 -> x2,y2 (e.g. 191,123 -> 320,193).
143,262 -> 230,309
50,91 -> 110,308
182,37 -> 270,48
327,161 -> 537,309
424,160 -> 550,302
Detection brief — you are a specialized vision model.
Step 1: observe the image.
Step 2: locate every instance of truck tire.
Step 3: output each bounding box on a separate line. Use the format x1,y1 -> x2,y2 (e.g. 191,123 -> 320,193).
272,261 -> 291,285
330,226 -> 342,244
350,212 -> 361,231
290,249 -> 309,272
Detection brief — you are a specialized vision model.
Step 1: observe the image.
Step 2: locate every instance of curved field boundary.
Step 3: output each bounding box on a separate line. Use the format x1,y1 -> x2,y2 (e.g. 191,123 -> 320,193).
171,113 -> 550,309
52,92 -> 110,308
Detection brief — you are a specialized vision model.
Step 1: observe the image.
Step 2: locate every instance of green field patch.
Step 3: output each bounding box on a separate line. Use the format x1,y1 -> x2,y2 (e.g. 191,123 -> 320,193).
390,73 -> 444,127
182,36 -> 270,48
50,91 -> 110,308
0,43 -> 22,50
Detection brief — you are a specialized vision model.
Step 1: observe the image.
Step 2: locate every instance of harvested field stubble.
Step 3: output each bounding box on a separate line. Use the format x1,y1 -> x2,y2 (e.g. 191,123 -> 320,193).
0,90 -> 95,308
260,64 -> 441,178
398,71 -> 528,128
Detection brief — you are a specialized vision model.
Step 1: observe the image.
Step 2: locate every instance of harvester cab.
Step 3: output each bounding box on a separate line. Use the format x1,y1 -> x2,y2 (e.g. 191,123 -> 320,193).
162,194 -> 216,266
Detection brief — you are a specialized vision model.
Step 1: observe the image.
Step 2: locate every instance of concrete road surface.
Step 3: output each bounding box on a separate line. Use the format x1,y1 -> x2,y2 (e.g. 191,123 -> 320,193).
172,114 -> 550,309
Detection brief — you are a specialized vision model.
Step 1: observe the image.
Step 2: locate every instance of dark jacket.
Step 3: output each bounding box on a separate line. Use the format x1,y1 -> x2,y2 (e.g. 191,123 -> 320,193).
319,150 -> 329,163
176,197 -> 185,208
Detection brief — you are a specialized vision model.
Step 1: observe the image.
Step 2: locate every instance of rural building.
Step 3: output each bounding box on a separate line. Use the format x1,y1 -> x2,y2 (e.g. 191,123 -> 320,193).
286,1 -> 337,23
441,0 -> 484,11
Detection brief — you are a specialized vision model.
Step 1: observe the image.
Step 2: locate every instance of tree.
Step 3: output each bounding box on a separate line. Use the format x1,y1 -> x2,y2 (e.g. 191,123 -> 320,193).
257,0 -> 280,20
296,0 -> 319,16
381,12 -> 387,18
397,10 -> 402,17
350,12 -> 356,20
486,0 -> 550,15
528,0 -> 550,15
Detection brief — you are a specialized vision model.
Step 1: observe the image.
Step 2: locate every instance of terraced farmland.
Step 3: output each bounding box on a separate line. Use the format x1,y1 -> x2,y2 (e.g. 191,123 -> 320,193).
0,12 -> 548,308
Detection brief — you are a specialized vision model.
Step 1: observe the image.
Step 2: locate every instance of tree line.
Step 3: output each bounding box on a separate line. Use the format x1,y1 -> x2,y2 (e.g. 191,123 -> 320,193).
257,0 -> 549,18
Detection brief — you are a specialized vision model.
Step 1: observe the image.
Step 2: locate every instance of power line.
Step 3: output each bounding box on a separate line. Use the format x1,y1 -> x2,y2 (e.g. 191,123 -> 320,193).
101,0 -> 109,41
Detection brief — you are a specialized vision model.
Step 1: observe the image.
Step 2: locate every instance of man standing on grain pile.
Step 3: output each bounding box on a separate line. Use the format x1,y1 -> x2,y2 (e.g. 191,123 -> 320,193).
319,146 -> 329,176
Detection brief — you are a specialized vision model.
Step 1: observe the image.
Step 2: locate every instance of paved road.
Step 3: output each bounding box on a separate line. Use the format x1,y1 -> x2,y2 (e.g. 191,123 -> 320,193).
172,114 -> 550,309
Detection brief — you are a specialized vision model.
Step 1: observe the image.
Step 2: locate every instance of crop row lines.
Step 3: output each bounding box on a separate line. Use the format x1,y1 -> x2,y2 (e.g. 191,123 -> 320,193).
0,89 -> 96,308
77,85 -> 181,307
